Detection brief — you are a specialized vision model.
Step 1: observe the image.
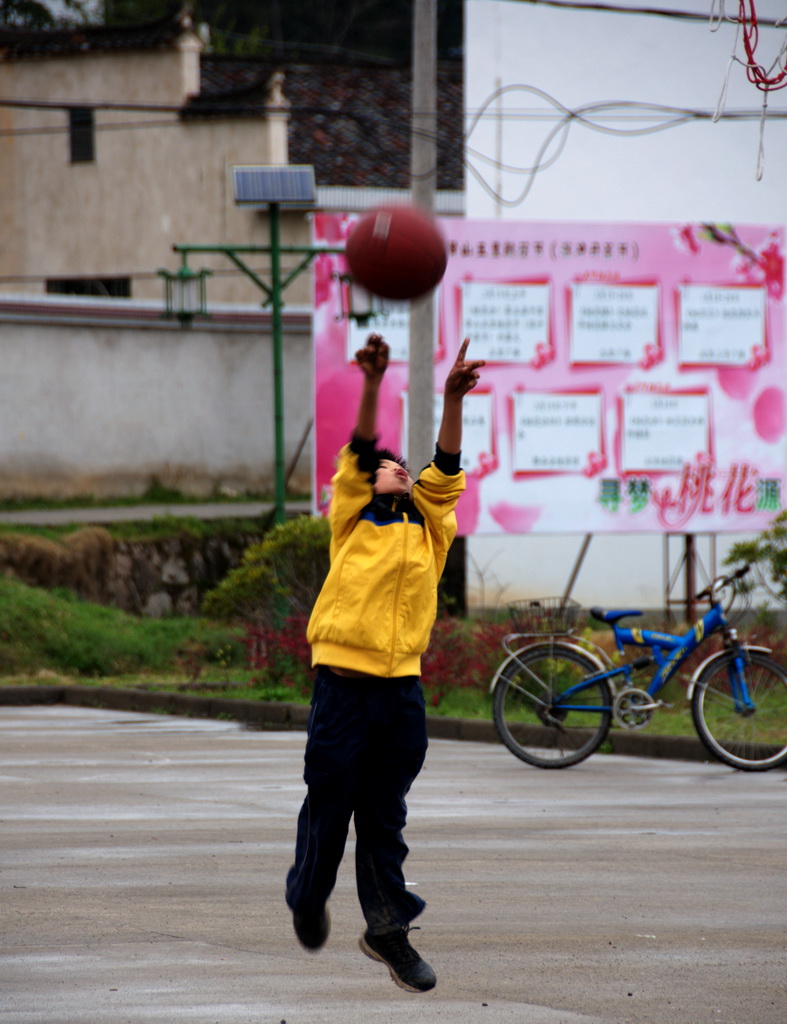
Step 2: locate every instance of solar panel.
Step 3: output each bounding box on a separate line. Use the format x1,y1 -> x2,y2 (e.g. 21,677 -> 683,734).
232,165 -> 316,207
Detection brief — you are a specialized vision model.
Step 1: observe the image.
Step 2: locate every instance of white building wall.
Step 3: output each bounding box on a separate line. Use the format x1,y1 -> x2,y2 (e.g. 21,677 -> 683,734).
0,298 -> 313,497
464,0 -> 787,613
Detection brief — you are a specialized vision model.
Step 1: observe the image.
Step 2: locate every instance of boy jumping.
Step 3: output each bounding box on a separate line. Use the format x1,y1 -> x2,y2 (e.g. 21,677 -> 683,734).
286,333 -> 484,992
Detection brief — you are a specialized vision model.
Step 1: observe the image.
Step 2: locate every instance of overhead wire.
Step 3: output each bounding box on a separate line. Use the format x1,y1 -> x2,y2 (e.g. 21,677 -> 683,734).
464,80 -> 786,205
737,0 -> 787,90
705,1 -> 787,177
0,96 -> 400,168
0,94 -> 454,185
466,0 -> 787,193
513,0 -> 783,28
1,4 -> 784,194
0,87 -> 783,199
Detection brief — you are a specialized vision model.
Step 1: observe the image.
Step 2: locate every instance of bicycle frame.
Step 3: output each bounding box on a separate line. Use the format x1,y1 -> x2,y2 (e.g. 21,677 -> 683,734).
507,600 -> 761,717
613,603 -> 729,694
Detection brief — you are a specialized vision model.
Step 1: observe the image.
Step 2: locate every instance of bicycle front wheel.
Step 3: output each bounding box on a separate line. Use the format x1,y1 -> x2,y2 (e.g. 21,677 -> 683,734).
492,642 -> 612,768
691,650 -> 787,771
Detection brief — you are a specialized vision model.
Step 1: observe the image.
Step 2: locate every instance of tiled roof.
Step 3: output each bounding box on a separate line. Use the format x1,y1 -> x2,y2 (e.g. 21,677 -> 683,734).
0,6 -> 195,60
190,57 -> 464,191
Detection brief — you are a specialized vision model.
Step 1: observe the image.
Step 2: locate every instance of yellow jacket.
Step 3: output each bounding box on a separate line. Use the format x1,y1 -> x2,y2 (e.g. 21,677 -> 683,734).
307,439 -> 465,677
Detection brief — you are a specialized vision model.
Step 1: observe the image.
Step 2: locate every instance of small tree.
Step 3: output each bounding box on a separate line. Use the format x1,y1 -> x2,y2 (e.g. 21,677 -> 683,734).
724,510 -> 787,605
202,514 -> 330,624
0,0 -> 87,27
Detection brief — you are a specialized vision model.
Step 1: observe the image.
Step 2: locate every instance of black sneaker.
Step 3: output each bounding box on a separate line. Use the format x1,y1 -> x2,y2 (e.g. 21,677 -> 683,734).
292,905 -> 330,951
359,926 -> 436,992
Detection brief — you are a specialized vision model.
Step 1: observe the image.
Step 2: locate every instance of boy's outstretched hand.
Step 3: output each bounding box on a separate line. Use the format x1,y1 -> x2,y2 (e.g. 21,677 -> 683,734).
355,333 -> 389,383
444,339 -> 485,400
436,338 -> 485,454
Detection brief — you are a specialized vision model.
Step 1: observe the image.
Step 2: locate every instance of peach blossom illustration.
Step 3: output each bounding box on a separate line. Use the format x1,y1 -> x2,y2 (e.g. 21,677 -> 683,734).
753,387 -> 784,443
488,502 -> 541,532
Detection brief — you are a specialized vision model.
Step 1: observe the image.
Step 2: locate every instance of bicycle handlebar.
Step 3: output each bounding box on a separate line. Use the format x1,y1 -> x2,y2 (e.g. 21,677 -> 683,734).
695,563 -> 751,604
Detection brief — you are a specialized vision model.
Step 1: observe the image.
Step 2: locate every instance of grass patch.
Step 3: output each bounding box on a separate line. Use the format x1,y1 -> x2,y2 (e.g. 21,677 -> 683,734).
423,684 -> 494,719
102,515 -> 265,543
0,580 -> 782,741
0,577 -> 245,678
0,516 -> 266,544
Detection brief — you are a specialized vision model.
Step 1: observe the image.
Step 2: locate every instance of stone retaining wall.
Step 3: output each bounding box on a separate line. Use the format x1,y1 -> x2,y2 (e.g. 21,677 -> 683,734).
0,527 -> 262,616
109,532 -> 261,616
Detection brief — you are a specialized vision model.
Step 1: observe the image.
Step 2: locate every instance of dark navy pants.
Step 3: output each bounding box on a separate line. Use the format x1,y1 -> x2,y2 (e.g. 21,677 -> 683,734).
285,666 -> 428,935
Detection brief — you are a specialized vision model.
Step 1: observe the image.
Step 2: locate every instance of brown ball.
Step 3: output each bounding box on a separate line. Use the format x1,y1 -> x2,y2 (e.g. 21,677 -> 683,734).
345,205 -> 448,301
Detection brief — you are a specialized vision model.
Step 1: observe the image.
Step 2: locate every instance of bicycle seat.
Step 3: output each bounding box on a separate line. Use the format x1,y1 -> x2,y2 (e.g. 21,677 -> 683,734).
590,606 -> 643,625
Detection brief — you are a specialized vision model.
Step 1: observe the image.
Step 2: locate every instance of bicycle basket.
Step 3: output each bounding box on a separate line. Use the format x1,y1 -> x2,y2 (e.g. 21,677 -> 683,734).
508,596 -> 582,634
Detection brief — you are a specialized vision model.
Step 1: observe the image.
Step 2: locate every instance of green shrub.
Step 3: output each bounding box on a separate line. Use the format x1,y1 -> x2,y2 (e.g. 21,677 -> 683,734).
202,515 -> 331,624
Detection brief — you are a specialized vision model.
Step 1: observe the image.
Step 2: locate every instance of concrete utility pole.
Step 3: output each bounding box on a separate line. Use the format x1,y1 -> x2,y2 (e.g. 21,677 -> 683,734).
408,0 -> 438,475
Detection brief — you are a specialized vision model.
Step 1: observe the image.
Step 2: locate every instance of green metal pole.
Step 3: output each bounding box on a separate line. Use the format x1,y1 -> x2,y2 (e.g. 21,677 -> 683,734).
270,203 -> 286,525
169,239 -> 344,525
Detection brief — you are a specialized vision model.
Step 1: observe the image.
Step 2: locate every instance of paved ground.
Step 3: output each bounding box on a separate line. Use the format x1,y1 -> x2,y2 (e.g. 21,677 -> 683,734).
1,705 -> 785,1024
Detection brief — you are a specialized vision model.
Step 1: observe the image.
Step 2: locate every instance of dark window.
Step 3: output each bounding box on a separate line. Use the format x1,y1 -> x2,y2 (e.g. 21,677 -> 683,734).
69,107 -> 94,163
47,278 -> 131,298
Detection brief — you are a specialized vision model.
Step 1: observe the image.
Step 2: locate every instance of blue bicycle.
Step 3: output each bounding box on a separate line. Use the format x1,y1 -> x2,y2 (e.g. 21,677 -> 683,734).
491,565 -> 787,771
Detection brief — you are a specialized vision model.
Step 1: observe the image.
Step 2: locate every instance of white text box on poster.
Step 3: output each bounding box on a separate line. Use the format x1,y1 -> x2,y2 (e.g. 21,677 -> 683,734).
678,284 -> 766,366
513,391 -> 603,473
570,282 -> 659,364
400,391 -> 494,476
621,391 -> 710,472
346,302 -> 411,363
460,281 -> 550,363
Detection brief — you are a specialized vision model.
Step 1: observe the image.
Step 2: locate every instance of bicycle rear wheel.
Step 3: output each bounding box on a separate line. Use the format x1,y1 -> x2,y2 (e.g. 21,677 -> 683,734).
691,650 -> 787,771
492,642 -> 612,768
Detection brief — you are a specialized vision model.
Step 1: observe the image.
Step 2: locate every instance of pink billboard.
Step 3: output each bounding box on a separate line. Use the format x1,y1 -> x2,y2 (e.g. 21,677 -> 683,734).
312,216 -> 784,536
